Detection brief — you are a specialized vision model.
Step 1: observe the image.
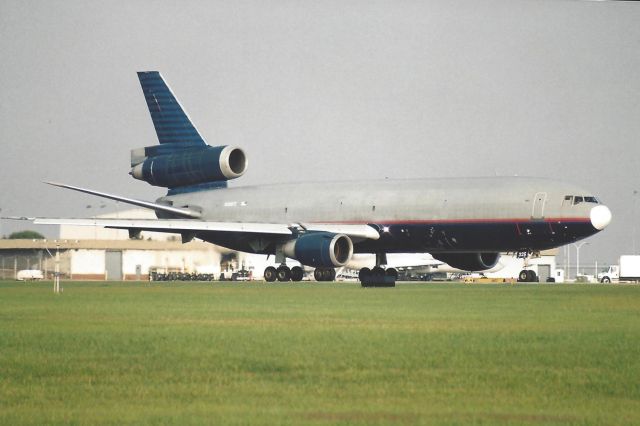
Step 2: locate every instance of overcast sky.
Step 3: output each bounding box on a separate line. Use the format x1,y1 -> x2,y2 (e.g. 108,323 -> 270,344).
1,0 -> 638,265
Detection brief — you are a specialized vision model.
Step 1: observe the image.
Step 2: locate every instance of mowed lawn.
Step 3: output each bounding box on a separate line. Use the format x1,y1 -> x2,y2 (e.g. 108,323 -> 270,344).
1,281 -> 639,425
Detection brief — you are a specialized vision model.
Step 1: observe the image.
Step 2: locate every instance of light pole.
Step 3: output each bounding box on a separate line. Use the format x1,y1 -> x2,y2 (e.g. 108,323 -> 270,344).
54,243 -> 60,294
633,190 -> 638,254
573,241 -> 590,279
565,244 -> 570,281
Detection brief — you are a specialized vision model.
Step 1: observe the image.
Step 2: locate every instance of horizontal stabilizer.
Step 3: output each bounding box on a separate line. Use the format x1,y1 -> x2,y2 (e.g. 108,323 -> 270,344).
43,182 -> 201,219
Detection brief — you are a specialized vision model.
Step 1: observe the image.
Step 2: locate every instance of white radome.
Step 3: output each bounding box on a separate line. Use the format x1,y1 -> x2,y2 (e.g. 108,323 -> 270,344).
590,205 -> 612,230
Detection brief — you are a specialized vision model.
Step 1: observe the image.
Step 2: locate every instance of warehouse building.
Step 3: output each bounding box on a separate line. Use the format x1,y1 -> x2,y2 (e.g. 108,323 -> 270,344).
0,209 -> 233,280
0,238 -> 225,281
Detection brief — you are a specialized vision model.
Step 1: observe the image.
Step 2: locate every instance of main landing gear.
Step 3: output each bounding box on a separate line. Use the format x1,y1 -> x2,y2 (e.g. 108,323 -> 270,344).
358,267 -> 397,287
264,265 -> 305,282
263,265 -> 337,282
358,253 -> 397,287
313,268 -> 336,282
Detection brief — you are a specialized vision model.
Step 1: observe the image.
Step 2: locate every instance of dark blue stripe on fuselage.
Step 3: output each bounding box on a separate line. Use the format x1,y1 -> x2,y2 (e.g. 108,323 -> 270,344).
354,220 -> 595,253
195,220 -> 597,256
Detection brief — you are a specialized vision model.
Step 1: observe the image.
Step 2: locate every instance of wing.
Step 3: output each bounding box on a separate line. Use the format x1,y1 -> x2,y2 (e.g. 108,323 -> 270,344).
30,218 -> 380,242
32,218 -> 292,235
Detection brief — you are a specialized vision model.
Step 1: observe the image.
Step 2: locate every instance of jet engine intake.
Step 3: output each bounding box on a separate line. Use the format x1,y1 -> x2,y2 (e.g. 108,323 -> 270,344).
432,252 -> 500,272
130,145 -> 247,188
282,232 -> 353,267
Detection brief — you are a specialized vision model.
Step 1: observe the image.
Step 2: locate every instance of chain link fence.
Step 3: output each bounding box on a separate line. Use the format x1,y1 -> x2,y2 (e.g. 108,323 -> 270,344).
0,251 -> 71,280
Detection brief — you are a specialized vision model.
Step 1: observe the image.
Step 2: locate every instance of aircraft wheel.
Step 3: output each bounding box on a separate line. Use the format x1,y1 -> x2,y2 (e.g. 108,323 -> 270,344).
314,268 -> 324,282
527,270 -> 538,282
518,270 -> 529,282
290,266 -> 304,282
359,267 -> 371,281
264,266 -> 277,282
325,268 -> 336,282
385,267 -> 398,280
276,265 -> 291,282
372,266 -> 385,279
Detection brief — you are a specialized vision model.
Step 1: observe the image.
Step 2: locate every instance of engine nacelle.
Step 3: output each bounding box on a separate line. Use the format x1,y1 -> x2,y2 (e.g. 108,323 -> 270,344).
282,232 -> 353,268
432,252 -> 500,272
130,145 -> 247,189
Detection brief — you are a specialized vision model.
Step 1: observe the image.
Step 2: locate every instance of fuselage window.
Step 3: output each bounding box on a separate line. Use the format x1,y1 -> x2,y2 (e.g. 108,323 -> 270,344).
584,196 -> 599,204
562,195 -> 573,207
574,196 -> 584,205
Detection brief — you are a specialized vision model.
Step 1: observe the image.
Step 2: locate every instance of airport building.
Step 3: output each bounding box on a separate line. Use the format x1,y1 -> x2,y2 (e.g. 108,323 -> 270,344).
0,238 -> 226,281
0,209 -> 234,281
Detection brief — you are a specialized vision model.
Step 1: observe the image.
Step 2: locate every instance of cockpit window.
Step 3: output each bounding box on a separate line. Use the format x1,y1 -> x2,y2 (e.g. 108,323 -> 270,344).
564,195 -> 600,206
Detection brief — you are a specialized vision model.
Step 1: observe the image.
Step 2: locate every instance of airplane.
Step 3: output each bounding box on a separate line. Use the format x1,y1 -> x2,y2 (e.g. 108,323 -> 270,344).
25,71 -> 612,284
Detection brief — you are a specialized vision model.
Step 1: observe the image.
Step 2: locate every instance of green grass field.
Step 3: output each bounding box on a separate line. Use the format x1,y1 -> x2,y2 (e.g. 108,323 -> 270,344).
1,281 -> 639,425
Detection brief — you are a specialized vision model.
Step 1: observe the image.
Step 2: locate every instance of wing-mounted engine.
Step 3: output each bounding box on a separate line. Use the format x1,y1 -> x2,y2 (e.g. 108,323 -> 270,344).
130,144 -> 247,189
432,252 -> 500,272
282,232 -> 354,267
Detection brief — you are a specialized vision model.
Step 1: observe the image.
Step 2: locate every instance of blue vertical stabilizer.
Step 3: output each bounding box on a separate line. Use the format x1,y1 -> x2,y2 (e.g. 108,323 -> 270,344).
137,71 -> 206,147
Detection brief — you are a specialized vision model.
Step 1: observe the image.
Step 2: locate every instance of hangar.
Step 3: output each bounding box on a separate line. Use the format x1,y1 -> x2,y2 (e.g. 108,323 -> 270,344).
0,238 -> 224,281
0,209 -> 228,280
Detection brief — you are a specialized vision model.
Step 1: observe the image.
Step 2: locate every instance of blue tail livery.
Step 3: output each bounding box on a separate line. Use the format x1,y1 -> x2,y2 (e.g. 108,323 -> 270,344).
130,72 -> 247,194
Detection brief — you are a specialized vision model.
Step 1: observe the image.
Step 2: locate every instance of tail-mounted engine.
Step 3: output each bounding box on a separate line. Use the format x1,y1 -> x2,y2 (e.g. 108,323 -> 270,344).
130,144 -> 247,189
133,72 -> 249,191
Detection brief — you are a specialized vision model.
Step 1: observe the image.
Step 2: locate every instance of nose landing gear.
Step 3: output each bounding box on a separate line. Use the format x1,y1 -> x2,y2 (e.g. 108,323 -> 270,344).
517,269 -> 538,282
516,249 -> 539,283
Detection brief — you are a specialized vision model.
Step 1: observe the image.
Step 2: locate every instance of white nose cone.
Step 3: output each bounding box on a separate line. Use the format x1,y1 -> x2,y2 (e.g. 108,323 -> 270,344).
590,205 -> 612,230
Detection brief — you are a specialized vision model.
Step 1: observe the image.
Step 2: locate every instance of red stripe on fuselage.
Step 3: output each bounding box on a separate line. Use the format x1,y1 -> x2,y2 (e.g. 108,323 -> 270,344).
309,217 -> 591,225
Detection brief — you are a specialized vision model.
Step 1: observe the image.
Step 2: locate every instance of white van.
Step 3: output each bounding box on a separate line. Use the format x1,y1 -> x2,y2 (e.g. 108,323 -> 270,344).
16,270 -> 44,281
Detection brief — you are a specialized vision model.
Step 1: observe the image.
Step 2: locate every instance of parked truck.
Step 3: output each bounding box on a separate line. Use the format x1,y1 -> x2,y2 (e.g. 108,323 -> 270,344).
598,255 -> 640,283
